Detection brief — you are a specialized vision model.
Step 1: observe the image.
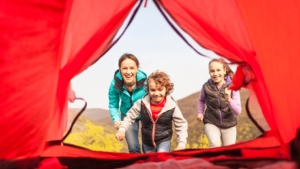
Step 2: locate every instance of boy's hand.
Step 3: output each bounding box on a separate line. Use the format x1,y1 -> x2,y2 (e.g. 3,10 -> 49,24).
174,146 -> 185,151
115,131 -> 125,141
114,121 -> 122,130
225,88 -> 231,103
197,115 -> 204,122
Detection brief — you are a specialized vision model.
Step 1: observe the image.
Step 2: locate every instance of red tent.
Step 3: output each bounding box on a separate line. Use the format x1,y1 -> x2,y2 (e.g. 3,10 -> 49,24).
1,0 -> 299,168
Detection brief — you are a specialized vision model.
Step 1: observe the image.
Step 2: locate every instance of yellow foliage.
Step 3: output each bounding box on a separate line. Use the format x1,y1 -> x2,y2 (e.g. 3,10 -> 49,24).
64,121 -> 123,152
183,134 -> 209,149
187,134 -> 209,149
198,134 -> 209,148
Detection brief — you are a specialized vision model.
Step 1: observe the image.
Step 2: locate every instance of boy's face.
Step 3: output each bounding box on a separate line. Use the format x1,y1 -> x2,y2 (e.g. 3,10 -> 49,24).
148,79 -> 166,105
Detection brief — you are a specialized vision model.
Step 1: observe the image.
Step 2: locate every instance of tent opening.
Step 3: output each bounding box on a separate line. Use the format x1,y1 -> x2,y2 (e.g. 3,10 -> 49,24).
65,0 -> 269,153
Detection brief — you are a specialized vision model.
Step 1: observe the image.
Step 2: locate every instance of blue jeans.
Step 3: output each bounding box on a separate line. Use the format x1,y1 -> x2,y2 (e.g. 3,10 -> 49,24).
142,140 -> 171,153
121,114 -> 141,153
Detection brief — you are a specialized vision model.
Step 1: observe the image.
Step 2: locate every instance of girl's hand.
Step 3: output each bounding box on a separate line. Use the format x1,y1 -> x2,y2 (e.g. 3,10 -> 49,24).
114,121 -> 122,130
225,88 -> 231,103
174,146 -> 185,151
115,131 -> 125,141
197,115 -> 204,122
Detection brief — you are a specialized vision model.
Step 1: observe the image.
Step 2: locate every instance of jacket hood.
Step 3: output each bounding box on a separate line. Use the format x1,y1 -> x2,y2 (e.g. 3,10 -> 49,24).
141,93 -> 177,115
113,69 -> 147,92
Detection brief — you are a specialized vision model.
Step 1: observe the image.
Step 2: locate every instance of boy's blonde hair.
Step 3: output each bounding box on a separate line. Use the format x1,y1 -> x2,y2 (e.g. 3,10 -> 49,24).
145,71 -> 174,95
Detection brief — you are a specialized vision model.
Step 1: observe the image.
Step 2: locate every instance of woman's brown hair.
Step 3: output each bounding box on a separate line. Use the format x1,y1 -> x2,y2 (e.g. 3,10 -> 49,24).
209,58 -> 234,79
118,53 -> 139,68
145,71 -> 174,95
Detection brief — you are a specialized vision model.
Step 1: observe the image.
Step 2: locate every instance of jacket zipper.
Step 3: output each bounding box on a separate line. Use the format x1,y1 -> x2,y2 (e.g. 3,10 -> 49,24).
128,91 -> 133,106
142,103 -> 163,147
216,84 -> 223,126
130,98 -> 132,106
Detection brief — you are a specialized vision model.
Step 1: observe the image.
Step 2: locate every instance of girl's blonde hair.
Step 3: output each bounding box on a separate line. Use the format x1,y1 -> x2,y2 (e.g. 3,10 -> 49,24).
209,58 -> 234,79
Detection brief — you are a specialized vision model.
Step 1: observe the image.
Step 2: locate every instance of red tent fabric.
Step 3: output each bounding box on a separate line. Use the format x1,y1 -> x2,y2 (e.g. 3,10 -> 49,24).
236,0 -> 300,144
158,0 -> 300,144
0,0 -> 67,159
0,0 -> 136,159
48,0 -> 137,141
0,0 -> 300,168
156,0 -> 277,133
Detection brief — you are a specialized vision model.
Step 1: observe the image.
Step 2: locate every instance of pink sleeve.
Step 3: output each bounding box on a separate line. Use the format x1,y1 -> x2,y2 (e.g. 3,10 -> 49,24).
198,88 -> 206,115
229,90 -> 242,116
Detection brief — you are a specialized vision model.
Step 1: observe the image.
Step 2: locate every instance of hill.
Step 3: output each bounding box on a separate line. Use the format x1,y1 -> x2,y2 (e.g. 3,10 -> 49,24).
67,109 -> 114,134
68,108 -> 110,121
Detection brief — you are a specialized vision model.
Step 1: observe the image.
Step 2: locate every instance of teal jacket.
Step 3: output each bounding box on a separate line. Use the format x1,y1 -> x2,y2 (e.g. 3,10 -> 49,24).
108,69 -> 147,123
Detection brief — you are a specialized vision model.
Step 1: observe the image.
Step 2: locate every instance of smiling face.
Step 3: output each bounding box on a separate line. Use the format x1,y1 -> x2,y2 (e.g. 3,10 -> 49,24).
148,79 -> 167,105
120,58 -> 138,87
209,61 -> 226,86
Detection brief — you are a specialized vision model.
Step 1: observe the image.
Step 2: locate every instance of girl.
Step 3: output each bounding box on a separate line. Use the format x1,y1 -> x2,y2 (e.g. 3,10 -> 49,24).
197,58 -> 241,148
115,71 -> 188,153
108,53 -> 147,153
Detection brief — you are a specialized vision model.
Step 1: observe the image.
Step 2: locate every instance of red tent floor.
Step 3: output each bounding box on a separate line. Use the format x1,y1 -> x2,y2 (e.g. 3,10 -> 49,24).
38,133 -> 294,169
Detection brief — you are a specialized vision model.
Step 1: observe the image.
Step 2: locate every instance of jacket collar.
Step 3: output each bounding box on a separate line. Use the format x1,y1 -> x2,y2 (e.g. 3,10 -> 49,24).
208,76 -> 232,91
208,76 -> 232,84
208,76 -> 231,90
113,69 -> 147,92
142,93 -> 177,115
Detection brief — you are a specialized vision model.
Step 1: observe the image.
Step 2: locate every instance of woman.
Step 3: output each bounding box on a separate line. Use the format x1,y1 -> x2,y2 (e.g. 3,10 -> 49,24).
197,58 -> 241,148
108,53 -> 147,153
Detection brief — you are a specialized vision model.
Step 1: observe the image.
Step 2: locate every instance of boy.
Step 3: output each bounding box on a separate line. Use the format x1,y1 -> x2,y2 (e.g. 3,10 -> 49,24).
115,71 -> 188,153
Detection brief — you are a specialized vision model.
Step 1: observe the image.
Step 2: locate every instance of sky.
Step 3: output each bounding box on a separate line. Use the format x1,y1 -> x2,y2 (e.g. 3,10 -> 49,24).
69,0 -> 236,109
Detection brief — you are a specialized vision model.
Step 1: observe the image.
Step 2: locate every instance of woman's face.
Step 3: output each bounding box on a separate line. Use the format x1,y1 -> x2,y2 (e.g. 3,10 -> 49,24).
148,79 -> 166,104
120,59 -> 138,86
209,61 -> 226,84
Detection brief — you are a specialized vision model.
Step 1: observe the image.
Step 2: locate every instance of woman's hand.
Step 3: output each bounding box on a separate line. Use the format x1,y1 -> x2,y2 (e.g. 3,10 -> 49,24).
114,121 -> 122,130
225,88 -> 232,103
174,146 -> 185,151
115,131 -> 125,141
197,114 -> 204,123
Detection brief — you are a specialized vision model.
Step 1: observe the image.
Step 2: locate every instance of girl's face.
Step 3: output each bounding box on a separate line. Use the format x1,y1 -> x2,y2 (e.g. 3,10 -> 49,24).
120,59 -> 138,86
148,79 -> 167,104
209,61 -> 226,84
